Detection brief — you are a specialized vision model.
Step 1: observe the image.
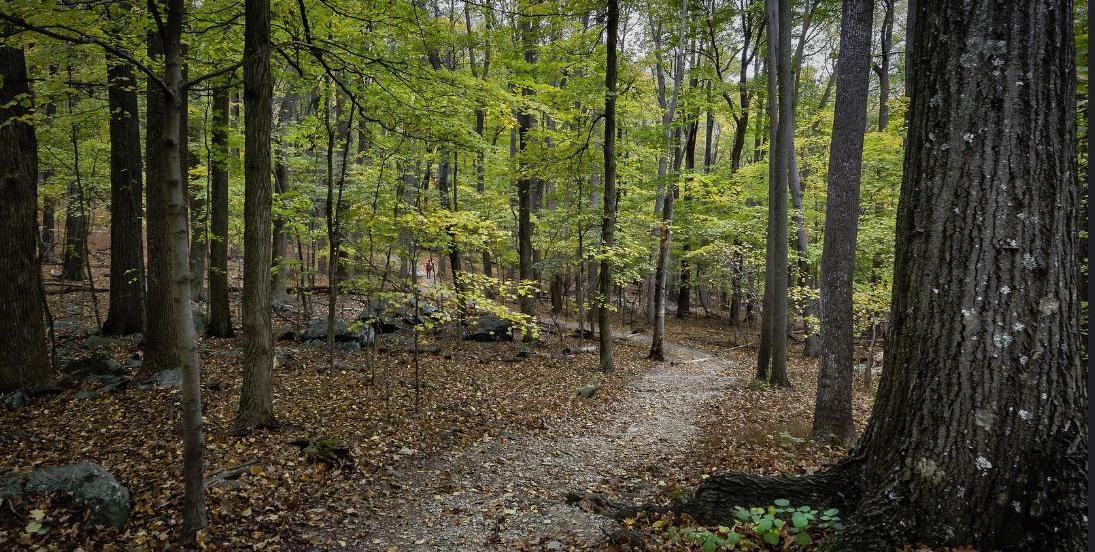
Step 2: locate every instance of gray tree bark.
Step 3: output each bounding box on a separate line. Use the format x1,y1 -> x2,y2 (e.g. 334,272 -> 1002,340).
811,0 -> 874,444
206,88 -> 233,338
599,0 -> 618,372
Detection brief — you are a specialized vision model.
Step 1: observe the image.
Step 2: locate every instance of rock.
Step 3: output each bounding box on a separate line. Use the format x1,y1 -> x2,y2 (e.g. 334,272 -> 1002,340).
544,540 -> 564,551
0,461 -> 130,528
89,374 -> 127,393
149,369 -> 181,388
464,313 -> 514,342
299,319 -> 376,348
63,355 -> 124,380
516,346 -> 534,359
3,390 -> 29,410
82,335 -> 121,349
337,341 -> 362,353
358,299 -> 402,333
277,330 -> 297,342
565,344 -> 597,355
396,446 -> 416,456
289,438 -> 354,470
577,384 -> 598,398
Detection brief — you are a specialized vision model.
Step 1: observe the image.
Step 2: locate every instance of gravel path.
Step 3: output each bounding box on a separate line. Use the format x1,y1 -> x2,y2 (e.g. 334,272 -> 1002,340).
354,326 -> 735,551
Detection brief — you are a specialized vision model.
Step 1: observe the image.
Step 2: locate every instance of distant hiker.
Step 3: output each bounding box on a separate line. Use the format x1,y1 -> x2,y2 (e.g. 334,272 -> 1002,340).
425,258 -> 434,280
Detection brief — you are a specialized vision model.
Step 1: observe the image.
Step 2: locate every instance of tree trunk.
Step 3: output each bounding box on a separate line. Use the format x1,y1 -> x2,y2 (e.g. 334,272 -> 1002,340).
206,88 -> 233,338
148,2 -> 206,543
873,0 -> 893,131
0,42 -> 49,393
143,30 -> 185,375
271,93 -> 295,307
235,0 -> 276,432
40,197 -> 55,265
756,0 -> 791,386
60,180 -> 87,281
102,58 -> 146,336
676,115 -> 698,319
516,13 -> 537,318
811,0 -> 874,445
598,0 -> 618,372
690,2 -> 1086,548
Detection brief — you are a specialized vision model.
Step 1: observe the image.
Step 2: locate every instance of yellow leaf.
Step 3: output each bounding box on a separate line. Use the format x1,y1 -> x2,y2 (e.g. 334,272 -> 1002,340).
241,508 -> 253,517
30,509 -> 45,521
25,520 -> 42,534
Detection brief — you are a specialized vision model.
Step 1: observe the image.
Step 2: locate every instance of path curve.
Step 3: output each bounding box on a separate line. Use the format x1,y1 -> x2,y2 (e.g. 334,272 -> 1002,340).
355,326 -> 735,550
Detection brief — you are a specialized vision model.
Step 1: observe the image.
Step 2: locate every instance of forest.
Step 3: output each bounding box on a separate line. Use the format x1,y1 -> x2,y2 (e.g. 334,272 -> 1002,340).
0,0 -> 1087,549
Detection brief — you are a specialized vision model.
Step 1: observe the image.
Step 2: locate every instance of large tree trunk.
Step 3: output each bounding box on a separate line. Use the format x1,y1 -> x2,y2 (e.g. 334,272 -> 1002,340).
235,0 -> 276,432
206,88 -> 233,337
675,115 -> 698,319
143,31 -> 185,374
102,58 -> 146,336
810,0 -> 874,444
598,0 -> 618,372
0,42 -> 49,393
690,1 -> 1086,548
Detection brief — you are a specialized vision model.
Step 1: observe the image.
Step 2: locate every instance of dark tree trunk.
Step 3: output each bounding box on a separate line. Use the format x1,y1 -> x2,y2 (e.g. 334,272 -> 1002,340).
0,42 -> 49,393
811,0 -> 874,444
102,58 -> 146,336
689,1 -> 1086,549
873,0 -> 893,130
143,30 -> 185,375
40,197 -> 55,264
236,0 -> 276,432
516,13 -> 536,317
206,88 -> 233,338
60,180 -> 87,281
676,116 -> 698,319
598,0 -> 618,372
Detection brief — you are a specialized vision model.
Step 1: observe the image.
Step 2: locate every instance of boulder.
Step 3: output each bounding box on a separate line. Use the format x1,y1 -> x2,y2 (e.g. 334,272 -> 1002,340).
577,384 -> 598,398
3,390 -> 29,410
0,461 -> 130,529
464,313 -> 514,342
300,318 -> 376,348
357,299 -> 401,333
63,355 -> 124,380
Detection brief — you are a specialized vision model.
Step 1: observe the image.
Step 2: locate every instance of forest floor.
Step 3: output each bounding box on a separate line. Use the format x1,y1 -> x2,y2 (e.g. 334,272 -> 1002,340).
0,267 -> 876,551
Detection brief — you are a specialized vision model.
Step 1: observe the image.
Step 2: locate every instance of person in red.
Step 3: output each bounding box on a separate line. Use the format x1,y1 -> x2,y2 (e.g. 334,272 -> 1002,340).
425,257 -> 434,281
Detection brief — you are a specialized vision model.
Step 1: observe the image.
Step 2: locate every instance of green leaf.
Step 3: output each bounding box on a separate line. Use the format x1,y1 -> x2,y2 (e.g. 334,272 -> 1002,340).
762,530 -> 780,545
795,532 -> 812,546
755,518 -> 773,533
792,512 -> 809,529
773,498 -> 790,507
822,508 -> 840,517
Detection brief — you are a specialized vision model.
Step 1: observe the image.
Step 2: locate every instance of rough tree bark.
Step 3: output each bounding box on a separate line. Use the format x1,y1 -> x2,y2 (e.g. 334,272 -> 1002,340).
143,30 -> 185,375
102,57 -> 146,336
235,0 -> 276,431
0,41 -> 50,393
688,2 -> 1086,549
598,0 -> 618,372
206,87 -> 233,338
60,178 -> 88,281
810,0 -> 874,444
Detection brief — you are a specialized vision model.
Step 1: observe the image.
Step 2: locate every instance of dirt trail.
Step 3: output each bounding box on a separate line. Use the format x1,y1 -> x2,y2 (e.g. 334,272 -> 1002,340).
354,325 -> 735,551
